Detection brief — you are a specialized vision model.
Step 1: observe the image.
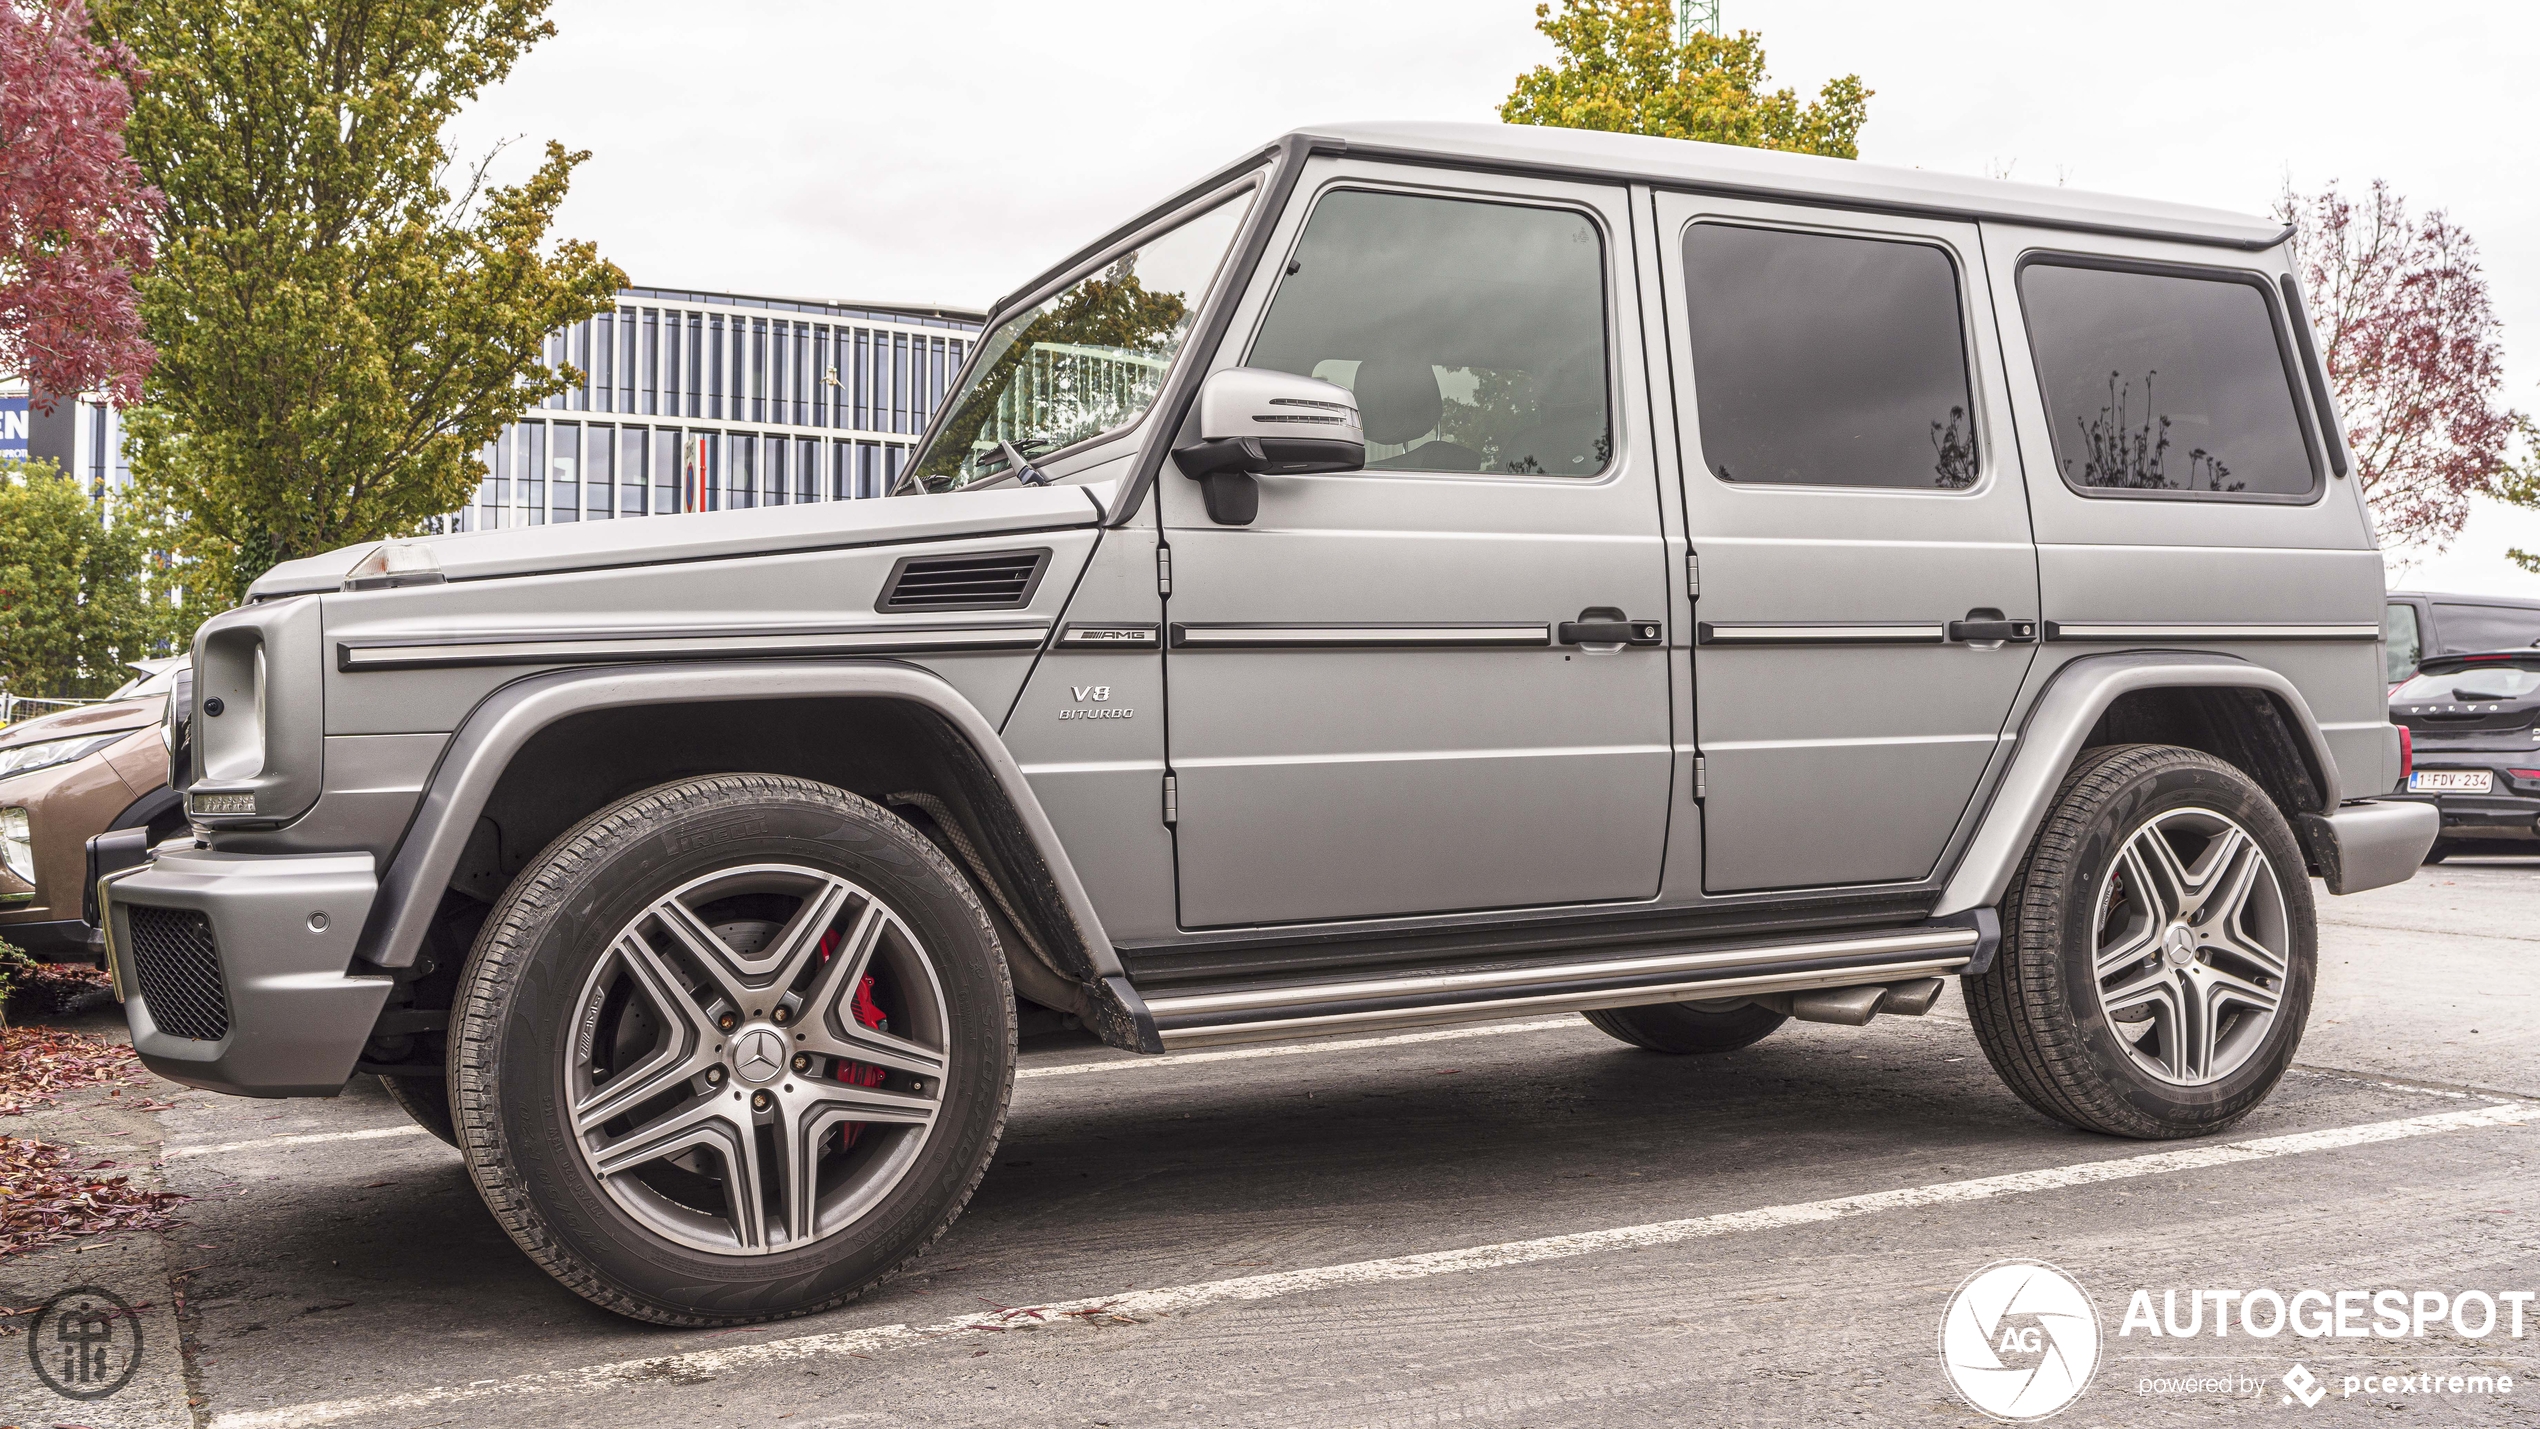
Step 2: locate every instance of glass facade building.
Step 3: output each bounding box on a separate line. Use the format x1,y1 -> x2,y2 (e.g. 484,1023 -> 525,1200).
462,287 -> 982,530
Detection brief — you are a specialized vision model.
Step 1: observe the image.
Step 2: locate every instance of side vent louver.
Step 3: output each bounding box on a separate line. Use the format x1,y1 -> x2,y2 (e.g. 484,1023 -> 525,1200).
876,549 -> 1052,613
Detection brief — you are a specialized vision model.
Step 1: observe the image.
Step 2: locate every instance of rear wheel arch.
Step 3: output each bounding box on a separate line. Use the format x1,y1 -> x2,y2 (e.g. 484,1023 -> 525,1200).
2084,686 -> 2330,832
1936,656 -> 2346,918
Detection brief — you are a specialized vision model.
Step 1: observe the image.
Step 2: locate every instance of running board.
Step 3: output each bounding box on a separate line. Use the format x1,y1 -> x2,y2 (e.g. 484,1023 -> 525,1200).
1138,923 -> 1986,1051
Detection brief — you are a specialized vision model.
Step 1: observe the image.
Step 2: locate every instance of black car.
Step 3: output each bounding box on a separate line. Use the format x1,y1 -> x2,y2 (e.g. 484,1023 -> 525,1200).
2388,650 -> 2540,859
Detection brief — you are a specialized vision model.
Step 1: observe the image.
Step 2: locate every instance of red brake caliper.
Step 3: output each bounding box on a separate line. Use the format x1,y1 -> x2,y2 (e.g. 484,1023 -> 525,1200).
814,929 -> 891,1150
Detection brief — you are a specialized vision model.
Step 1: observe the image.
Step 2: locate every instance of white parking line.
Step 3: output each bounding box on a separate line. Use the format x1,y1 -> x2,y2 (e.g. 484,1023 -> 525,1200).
1015,1016 -> 1580,1079
163,1124 -> 428,1160
204,1098 -> 2537,1429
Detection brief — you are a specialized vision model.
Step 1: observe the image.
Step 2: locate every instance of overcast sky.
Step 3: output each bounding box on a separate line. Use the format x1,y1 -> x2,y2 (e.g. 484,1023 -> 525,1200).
447,0 -> 2540,594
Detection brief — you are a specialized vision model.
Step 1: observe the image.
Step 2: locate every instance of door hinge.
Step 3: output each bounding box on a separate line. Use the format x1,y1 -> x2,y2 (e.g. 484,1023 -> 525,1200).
1693,755 -> 1707,801
1685,550 -> 1700,599
1156,545 -> 1173,597
1162,773 -> 1179,826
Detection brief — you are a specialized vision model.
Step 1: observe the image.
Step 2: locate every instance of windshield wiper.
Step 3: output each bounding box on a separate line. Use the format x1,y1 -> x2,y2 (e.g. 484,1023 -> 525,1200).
993,439 -> 1052,487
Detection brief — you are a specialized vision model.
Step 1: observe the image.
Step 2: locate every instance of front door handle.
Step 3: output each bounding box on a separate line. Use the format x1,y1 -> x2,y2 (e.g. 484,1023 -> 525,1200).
1559,614 -> 1663,646
1948,609 -> 2038,644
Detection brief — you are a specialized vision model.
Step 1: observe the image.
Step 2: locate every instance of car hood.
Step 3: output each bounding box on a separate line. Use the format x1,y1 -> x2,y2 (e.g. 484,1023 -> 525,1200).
246,481 -> 1115,599
0,695 -> 163,749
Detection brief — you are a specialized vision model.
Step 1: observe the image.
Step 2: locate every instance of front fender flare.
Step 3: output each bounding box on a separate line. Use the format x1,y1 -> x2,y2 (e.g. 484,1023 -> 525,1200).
353,660 -> 1121,981
1933,653 -> 2342,918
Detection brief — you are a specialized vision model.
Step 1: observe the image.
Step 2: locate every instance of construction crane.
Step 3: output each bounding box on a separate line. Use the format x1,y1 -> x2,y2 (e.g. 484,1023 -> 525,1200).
1677,0 -> 1720,44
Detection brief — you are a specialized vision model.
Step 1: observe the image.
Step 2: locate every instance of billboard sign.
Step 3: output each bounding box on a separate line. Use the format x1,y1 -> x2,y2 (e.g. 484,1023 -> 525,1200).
0,396 -> 26,457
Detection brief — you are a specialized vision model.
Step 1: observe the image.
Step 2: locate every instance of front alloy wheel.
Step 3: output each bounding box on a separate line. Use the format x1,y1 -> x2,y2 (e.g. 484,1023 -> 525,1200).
567,863 -> 950,1256
452,774 -> 1014,1325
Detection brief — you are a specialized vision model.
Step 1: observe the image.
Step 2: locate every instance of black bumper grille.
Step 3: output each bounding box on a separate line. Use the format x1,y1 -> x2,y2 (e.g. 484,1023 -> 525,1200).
126,906 -> 231,1041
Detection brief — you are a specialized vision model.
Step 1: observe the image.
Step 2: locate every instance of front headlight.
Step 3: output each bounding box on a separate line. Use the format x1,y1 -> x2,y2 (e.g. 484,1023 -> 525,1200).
0,733 -> 126,783
0,807 -> 32,887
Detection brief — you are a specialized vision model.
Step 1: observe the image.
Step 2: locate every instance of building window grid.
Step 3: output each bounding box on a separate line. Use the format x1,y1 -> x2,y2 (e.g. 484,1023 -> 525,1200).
469,300 -> 973,523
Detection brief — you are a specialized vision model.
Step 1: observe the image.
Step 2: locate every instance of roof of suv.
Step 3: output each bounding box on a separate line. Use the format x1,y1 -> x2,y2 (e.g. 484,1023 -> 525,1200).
1298,121 -> 2285,250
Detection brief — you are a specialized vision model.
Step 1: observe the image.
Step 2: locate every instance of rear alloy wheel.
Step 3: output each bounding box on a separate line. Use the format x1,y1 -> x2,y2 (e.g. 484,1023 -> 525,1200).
1965,744 -> 2315,1139
452,775 -> 1013,1325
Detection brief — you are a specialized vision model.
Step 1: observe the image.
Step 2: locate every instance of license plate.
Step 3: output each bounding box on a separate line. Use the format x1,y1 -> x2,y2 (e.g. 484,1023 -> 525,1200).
2409,769 -> 2494,793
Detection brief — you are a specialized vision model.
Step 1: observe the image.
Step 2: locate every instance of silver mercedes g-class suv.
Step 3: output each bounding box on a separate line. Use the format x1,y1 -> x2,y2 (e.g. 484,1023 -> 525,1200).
99,122 -> 2436,1326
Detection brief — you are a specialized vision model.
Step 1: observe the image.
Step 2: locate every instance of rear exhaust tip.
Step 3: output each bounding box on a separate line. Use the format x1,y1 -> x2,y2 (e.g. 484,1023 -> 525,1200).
1754,977 -> 1949,1026
1877,977 -> 1948,1017
1783,985 -> 1887,1026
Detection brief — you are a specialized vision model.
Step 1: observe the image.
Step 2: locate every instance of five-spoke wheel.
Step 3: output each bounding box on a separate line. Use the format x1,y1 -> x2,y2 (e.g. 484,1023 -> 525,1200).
2087,808 -> 2290,1087
1966,744 -> 2316,1139
451,774 -> 1014,1325
567,864 -> 951,1256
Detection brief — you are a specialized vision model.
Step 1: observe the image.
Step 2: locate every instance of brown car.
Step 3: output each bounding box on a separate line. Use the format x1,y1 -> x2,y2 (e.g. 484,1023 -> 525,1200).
0,662 -> 188,960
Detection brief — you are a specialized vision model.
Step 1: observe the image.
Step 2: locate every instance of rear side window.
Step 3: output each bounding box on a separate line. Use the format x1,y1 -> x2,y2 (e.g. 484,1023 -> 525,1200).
1248,190 -> 1610,477
2018,261 -> 2316,499
2384,602 -> 2422,684
1682,224 -> 1978,489
2432,602 -> 2540,654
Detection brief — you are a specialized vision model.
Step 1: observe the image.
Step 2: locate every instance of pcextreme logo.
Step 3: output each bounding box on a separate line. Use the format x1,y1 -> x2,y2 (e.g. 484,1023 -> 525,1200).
1940,1260 -> 2103,1421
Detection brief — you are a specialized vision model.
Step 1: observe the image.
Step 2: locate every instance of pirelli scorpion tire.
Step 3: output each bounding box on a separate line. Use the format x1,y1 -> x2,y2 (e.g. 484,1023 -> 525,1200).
1965,744 -> 2316,1140
1580,1001 -> 1787,1054
450,774 -> 1016,1326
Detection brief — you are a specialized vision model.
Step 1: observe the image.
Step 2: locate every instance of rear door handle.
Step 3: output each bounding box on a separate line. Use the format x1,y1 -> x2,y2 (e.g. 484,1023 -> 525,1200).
1947,610 -> 2037,644
1559,619 -> 1663,646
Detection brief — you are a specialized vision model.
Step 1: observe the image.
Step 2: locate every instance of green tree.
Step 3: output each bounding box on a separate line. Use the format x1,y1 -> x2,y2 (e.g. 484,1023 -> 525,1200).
1500,0 -> 1870,158
95,0 -> 624,601
0,459 -> 187,700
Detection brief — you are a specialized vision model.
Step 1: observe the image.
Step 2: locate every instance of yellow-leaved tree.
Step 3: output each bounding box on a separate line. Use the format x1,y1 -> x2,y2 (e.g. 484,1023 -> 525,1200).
1501,0 -> 1870,158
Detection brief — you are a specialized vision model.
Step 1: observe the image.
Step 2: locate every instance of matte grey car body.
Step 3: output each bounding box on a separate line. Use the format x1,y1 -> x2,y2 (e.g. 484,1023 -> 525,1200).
98,122 -> 2434,1317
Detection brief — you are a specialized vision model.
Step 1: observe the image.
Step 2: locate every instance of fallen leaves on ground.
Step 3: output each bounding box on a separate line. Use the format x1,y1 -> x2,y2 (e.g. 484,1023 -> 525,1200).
0,1135 -> 184,1258
0,1026 -> 158,1115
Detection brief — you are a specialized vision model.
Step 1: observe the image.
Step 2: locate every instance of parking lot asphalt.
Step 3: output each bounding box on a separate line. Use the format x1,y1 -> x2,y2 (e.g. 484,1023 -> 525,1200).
5,859 -> 2536,1428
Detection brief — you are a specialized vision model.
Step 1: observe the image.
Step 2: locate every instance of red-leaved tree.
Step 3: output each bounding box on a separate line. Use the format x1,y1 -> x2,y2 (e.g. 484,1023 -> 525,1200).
0,0 -> 158,410
2279,181 -> 2519,550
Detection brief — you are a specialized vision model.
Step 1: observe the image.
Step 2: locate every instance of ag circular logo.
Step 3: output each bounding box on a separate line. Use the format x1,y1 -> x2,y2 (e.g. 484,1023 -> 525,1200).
27,1284 -> 143,1401
1939,1259 -> 2100,1421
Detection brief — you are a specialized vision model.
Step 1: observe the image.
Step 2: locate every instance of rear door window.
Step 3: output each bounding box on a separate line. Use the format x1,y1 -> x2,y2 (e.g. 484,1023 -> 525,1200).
1682,223 -> 1978,490
2018,260 -> 2317,500
2432,602 -> 2540,654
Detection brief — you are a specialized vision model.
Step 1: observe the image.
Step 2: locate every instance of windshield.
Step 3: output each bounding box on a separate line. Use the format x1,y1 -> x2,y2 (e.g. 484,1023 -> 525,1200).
905,191 -> 1254,493
2394,664 -> 2540,702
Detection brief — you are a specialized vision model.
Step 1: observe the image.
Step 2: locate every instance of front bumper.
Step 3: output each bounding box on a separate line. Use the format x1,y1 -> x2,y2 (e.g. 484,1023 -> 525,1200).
101,845 -> 391,1097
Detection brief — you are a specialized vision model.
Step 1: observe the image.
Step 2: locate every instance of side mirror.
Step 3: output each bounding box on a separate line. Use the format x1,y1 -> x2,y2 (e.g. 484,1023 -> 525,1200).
1172,368 -> 1365,525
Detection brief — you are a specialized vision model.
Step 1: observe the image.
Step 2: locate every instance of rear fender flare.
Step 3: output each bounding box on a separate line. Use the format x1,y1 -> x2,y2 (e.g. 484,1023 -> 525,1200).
1934,653 -> 2341,917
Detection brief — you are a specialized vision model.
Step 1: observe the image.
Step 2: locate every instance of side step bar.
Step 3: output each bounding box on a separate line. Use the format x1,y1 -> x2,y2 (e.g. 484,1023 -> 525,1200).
1137,921 -> 1987,1051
